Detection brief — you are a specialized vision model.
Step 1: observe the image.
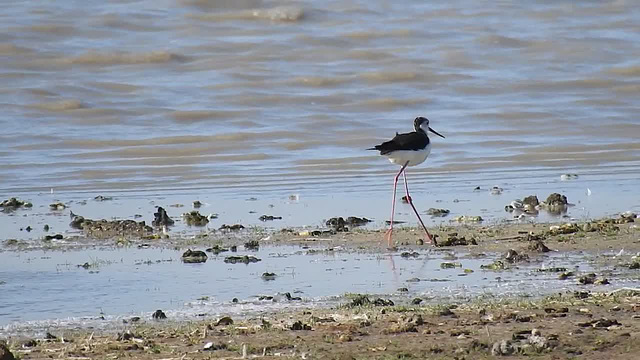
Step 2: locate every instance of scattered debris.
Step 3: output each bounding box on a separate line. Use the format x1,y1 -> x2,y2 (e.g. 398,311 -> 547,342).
578,318 -> 620,328
70,212 -> 152,238
346,295 -> 393,308
153,207 -> 174,227
0,197 -> 32,210
326,216 -> 371,231
548,223 -> 580,235
452,215 -> 483,223
437,233 -> 477,246
181,249 -> 208,263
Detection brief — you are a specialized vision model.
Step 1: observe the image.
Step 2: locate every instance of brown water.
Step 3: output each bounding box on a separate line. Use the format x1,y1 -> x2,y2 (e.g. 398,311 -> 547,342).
1,0 -> 639,196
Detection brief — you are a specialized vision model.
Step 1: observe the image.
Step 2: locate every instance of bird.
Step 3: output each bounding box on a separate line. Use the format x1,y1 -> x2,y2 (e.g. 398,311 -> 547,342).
368,116 -> 445,248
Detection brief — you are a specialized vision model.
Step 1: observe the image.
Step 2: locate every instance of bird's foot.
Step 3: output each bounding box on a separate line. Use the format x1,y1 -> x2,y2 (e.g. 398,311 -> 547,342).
424,232 -> 438,247
384,228 -> 394,248
401,195 -> 412,203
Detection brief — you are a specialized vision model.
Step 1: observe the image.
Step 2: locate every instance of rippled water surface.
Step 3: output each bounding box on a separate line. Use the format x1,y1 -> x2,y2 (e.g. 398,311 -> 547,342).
1,0 -> 639,197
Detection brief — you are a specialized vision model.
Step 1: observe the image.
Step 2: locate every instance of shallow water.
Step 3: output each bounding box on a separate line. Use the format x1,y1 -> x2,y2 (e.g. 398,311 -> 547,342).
1,0 -> 639,198
1,245 -> 635,335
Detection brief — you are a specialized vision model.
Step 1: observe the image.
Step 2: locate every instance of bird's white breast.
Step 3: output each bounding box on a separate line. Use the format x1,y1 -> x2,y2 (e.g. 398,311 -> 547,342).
385,143 -> 431,167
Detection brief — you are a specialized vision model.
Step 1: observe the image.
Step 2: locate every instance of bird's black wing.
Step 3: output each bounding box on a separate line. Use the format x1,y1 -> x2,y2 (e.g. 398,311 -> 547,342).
367,132 -> 429,155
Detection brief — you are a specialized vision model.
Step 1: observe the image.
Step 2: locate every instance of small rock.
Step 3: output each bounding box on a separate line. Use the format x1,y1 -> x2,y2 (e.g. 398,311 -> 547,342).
224,255 -> 261,264
481,260 -> 507,270
438,234 -> 477,246
578,318 -> 620,328
259,215 -> 282,221
49,202 -> 66,210
503,249 -> 529,263
43,224 -> 50,231
490,186 -> 504,195
183,211 -> 208,226
560,174 -> 579,181
94,195 -> 113,201
181,249 -> 208,263
491,340 -> 515,356
219,224 -> 244,231
283,292 -> 302,301
440,262 -> 462,269
290,320 -> 311,330
205,245 -> 229,254
0,197 -> 33,210
411,298 -> 423,305
522,195 -> 539,207
215,316 -> 234,326
152,207 -> 174,227
401,251 -> 419,258
397,287 -> 409,292
193,200 -> 203,208
44,234 -> 63,241
152,310 -> 167,320
452,215 -> 483,223
261,272 -> 277,280
545,193 -> 568,206
426,208 -> 450,217
528,240 -> 551,253
0,343 -> 15,360
373,298 -> 394,306
558,271 -> 575,280
203,342 -> 226,351
244,240 -> 259,250
578,273 -> 597,285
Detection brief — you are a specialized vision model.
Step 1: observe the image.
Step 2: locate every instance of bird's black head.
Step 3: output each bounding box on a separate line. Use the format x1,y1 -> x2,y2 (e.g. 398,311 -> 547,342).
414,116 -> 445,139
414,117 -> 430,133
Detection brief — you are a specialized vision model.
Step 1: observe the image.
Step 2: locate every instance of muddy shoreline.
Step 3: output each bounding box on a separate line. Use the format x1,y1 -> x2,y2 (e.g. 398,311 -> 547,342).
2,213 -> 640,358
4,288 -> 640,359
0,193 -> 640,359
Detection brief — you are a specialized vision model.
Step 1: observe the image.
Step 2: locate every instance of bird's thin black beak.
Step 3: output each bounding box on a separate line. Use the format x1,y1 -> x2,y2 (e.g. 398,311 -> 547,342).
429,127 -> 445,139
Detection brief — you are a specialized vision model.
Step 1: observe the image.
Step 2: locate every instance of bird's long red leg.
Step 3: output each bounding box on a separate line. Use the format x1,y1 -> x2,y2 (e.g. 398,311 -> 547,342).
385,161 -> 409,248
402,170 -> 437,246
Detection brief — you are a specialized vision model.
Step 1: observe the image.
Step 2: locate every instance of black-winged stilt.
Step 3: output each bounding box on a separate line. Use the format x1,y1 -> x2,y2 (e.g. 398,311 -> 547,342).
368,116 -> 445,247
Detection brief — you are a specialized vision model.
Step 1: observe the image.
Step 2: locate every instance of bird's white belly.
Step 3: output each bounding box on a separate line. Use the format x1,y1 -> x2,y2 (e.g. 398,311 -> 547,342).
386,147 -> 431,167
